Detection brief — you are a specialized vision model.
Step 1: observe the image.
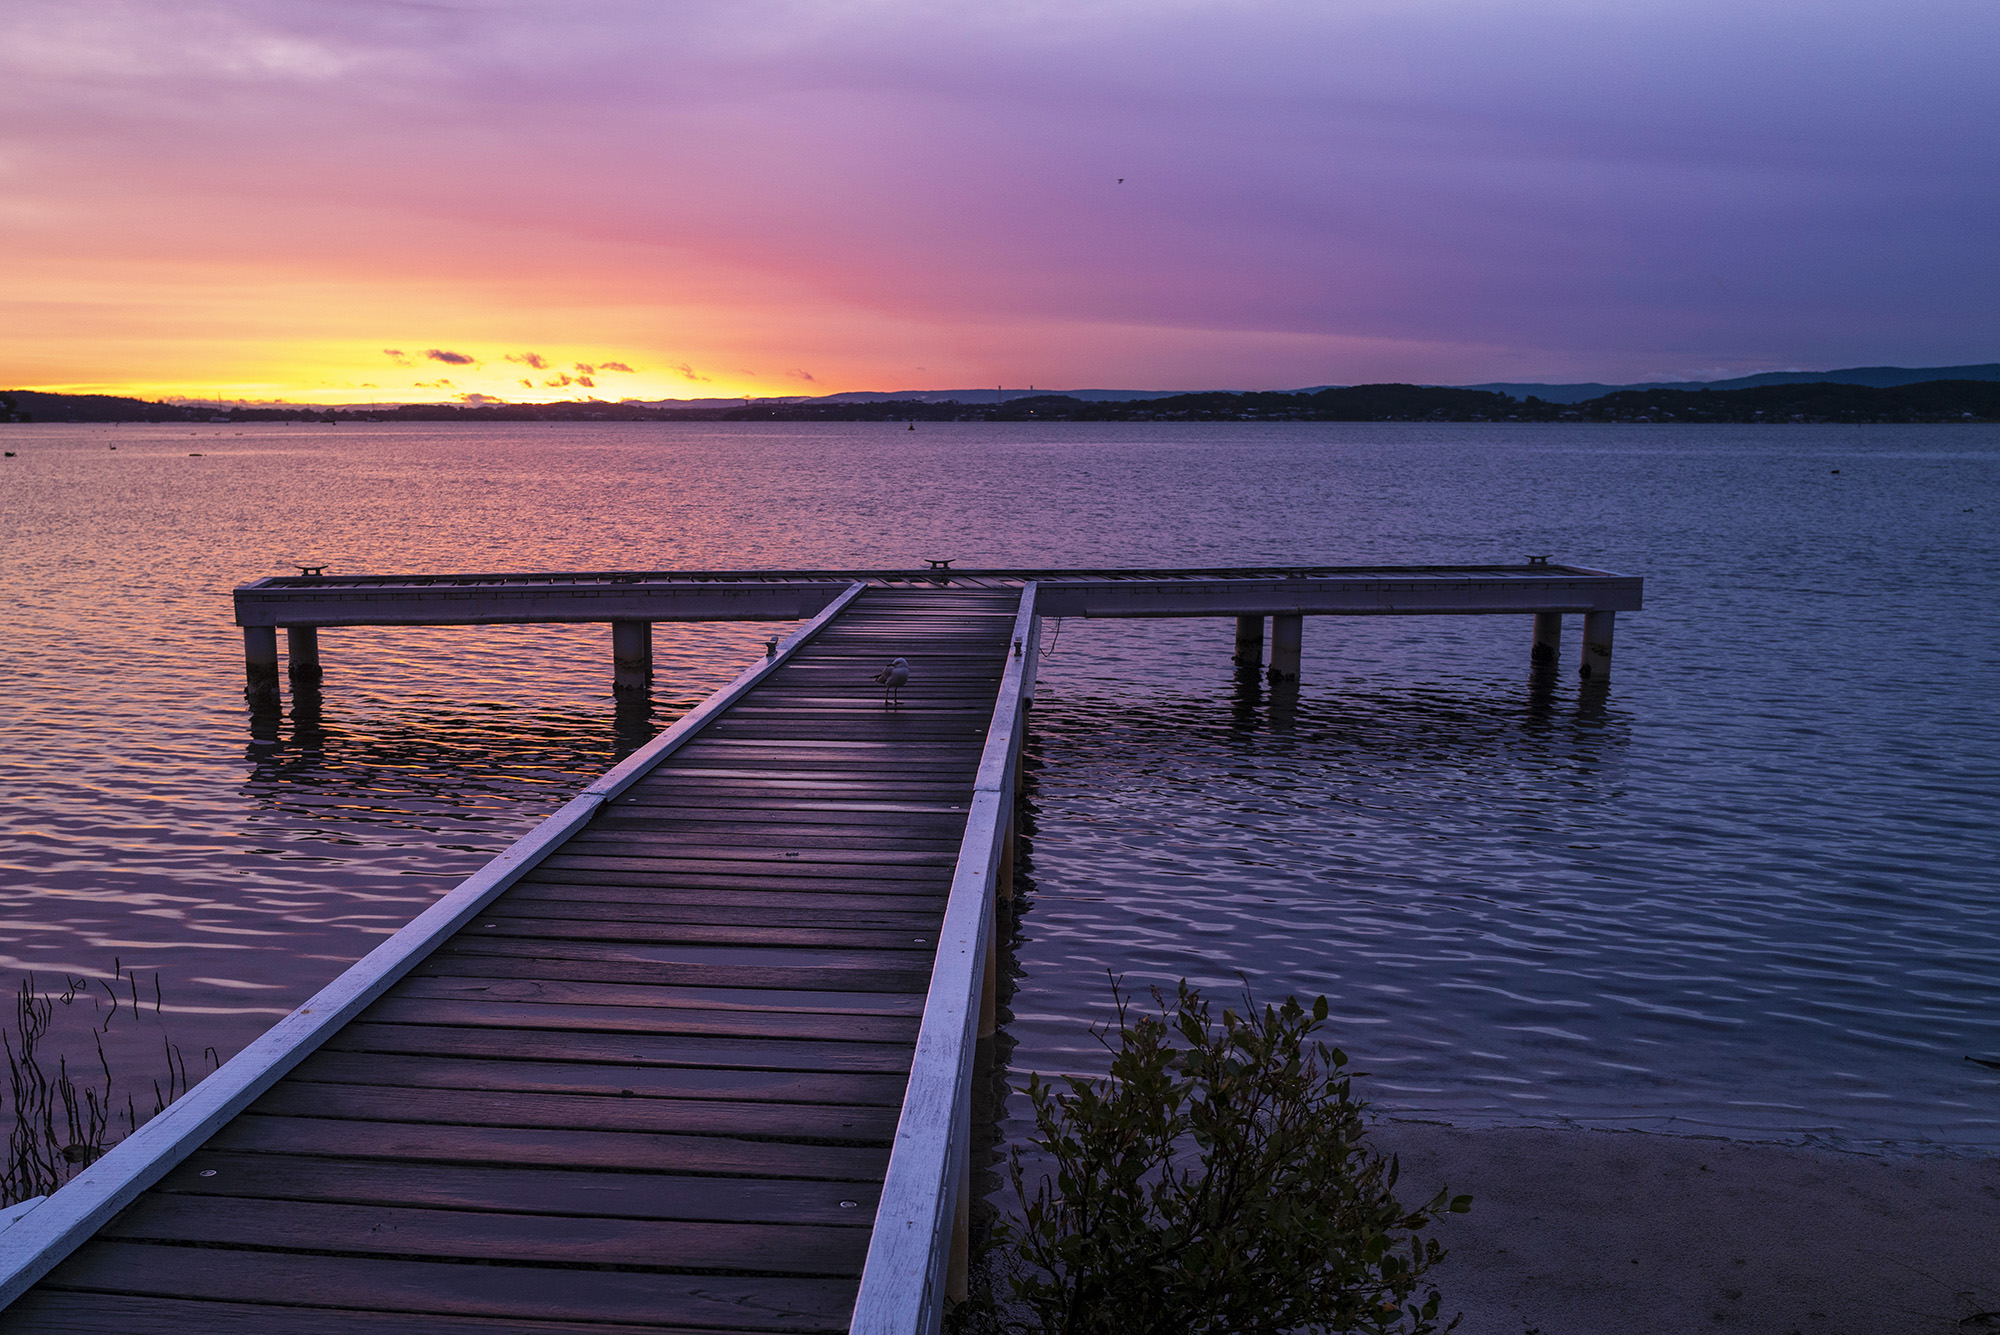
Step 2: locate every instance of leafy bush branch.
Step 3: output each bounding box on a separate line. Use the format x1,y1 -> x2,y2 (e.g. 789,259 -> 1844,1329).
981,981 -> 1469,1335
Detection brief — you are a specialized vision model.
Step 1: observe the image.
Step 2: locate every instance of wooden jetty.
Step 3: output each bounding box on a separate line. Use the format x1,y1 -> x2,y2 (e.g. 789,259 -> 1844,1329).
233,562 -> 1643,695
0,562 -> 1640,1333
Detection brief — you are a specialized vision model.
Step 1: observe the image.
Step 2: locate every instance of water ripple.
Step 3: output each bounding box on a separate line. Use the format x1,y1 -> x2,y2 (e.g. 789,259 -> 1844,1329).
2,421 -> 1996,1148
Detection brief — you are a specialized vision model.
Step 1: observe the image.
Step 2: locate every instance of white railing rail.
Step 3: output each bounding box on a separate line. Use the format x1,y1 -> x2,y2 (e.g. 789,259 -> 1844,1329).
850,583 -> 1038,1335
0,583 -> 870,1310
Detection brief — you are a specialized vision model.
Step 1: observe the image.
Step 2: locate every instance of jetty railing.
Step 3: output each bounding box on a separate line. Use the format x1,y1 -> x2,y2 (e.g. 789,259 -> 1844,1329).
0,582 -> 871,1309
849,583 -> 1039,1335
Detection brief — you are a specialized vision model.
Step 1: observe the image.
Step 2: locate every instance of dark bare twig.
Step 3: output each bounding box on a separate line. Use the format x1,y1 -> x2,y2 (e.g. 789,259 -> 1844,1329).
3,966 -> 195,1205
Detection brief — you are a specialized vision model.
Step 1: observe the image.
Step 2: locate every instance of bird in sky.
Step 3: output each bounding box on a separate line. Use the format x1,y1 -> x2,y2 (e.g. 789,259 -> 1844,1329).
1117,178 -> 1124,183
873,656 -> 910,709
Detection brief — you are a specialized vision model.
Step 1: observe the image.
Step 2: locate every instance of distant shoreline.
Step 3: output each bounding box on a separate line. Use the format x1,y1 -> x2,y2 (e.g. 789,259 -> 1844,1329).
6,379 -> 1999,426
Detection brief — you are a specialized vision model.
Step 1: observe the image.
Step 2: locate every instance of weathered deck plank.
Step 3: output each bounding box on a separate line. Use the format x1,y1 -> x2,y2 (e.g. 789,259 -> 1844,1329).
290,1050 -> 911,1103
246,1080 -> 906,1137
38,1244 -> 861,1329
100,1197 -> 874,1272
2,1291 -> 793,1335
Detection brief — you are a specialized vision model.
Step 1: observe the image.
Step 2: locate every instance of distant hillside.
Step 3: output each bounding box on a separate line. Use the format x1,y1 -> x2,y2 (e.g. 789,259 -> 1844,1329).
755,365 -> 2000,405
740,365 -> 2000,406
1564,379 -> 2000,423
723,380 -> 2000,423
1462,363 -> 2000,404
791,387 -> 1196,405
0,390 -> 214,422
726,385 -> 1521,422
6,374 -> 1996,425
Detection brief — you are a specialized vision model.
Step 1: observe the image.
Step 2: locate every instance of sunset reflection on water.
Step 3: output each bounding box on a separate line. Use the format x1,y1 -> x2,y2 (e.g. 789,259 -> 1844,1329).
3,420 -> 1997,1149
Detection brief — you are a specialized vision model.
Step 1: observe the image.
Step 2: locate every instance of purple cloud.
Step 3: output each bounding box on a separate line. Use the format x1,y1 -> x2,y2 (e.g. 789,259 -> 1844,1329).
506,352 -> 550,370
426,349 -> 475,365
598,361 -> 634,373
8,0 -> 1996,385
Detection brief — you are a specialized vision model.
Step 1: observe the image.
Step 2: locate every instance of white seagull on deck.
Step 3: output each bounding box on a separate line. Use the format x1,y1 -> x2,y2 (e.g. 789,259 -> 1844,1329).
873,657 -> 910,709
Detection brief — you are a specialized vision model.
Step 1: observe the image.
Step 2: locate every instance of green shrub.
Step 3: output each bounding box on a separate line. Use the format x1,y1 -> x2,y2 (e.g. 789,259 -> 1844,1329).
994,981 -> 1468,1335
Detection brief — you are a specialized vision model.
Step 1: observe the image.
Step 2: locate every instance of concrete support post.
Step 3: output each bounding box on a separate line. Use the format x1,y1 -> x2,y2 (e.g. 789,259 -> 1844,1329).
1268,614 -> 1303,682
286,626 -> 323,685
1531,612 -> 1562,668
947,1108 -> 972,1302
612,620 -> 652,695
1233,615 -> 1265,669
980,903 -> 999,1039
998,805 -> 1015,902
243,626 -> 280,700
1580,611 -> 1615,681
1024,613 -> 1041,703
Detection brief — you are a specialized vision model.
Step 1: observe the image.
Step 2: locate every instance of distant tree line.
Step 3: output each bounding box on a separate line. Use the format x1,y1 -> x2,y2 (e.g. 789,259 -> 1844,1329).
5,379 -> 1997,426
1558,379 -> 2000,424
722,380 -> 2000,424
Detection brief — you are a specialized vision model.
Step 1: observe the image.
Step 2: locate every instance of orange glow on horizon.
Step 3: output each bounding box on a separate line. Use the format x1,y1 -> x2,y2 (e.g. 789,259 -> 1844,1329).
1,251 -> 942,404
5,245 -> 1475,405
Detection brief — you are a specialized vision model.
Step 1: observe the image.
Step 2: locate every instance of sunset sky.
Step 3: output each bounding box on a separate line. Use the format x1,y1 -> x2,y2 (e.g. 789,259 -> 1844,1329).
5,0 -> 1995,404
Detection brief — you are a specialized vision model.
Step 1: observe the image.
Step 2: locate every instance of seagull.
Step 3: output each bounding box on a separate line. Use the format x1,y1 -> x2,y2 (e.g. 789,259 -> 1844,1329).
873,657 -> 910,709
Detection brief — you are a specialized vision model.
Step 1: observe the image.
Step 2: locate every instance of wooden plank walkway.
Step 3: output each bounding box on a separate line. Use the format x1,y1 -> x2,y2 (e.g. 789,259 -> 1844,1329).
0,587 -> 1025,1333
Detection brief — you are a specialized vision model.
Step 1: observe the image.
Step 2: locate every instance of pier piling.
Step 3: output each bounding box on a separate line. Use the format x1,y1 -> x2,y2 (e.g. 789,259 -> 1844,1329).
610,619 -> 652,694
1580,610 -> 1615,680
981,913 -> 1000,1039
241,626 -> 279,701
1532,611 -> 1562,668
947,1135 -> 972,1304
1268,614 -> 1303,682
1234,614 -> 1265,669
998,805 -> 1016,901
285,626 -> 322,685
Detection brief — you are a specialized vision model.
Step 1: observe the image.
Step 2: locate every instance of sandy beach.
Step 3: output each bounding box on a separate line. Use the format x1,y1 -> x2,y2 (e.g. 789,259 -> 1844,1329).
1374,1121 -> 2000,1335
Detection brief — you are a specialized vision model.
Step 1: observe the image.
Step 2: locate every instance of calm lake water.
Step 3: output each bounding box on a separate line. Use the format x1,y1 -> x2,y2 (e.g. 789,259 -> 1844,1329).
1,420 -> 1996,1154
